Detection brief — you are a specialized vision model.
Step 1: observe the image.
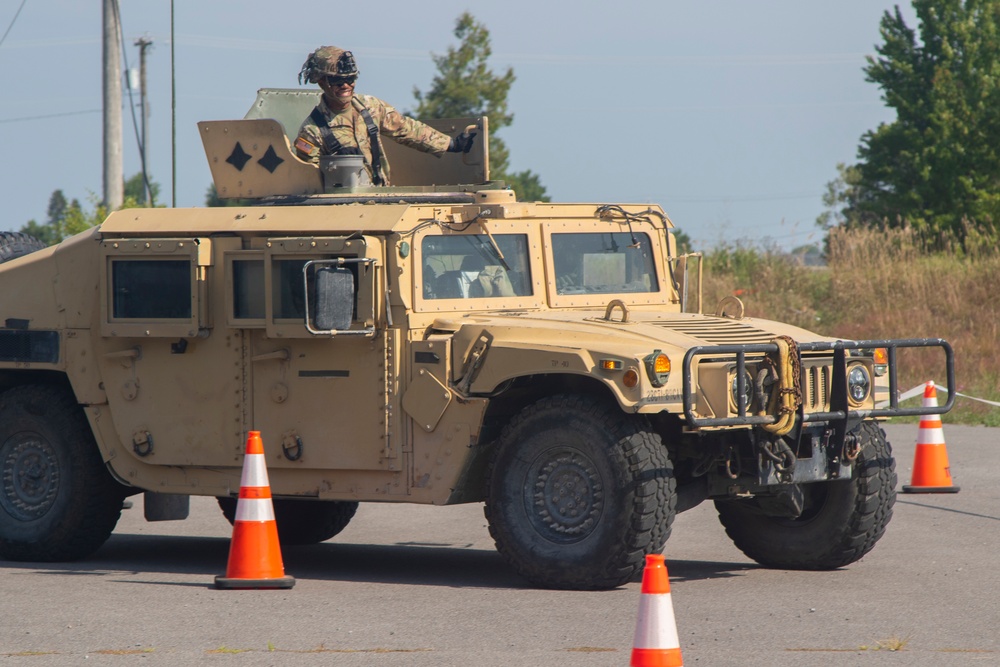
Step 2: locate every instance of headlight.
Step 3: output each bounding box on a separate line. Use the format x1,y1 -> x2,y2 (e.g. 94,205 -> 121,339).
847,364 -> 871,404
644,350 -> 671,387
730,369 -> 754,412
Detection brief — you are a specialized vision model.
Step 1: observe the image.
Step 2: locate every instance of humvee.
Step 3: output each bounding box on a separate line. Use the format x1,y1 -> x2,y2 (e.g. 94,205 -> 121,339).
0,90 -> 953,589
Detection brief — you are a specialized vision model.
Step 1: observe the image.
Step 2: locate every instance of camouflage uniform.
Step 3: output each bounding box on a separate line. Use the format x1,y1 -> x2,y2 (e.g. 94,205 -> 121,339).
294,94 -> 451,186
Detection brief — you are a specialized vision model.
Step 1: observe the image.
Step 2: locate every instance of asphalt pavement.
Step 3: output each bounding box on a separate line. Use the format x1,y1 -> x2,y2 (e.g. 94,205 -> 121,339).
1,423 -> 997,666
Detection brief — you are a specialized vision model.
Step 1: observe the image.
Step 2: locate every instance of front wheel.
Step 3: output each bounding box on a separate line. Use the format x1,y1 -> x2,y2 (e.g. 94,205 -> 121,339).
715,421 -> 897,569
0,386 -> 127,561
217,497 -> 359,545
485,395 -> 676,590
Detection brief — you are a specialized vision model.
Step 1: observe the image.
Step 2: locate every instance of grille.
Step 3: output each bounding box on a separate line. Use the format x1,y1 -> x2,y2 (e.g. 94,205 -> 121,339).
650,319 -> 775,345
805,364 -> 830,410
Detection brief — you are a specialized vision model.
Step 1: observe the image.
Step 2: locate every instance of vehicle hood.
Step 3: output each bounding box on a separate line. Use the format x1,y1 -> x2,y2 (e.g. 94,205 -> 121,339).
434,309 -> 835,356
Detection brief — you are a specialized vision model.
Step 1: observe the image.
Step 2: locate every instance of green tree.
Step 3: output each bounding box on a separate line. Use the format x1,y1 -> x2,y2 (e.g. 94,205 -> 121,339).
831,1 -> 1000,239
817,163 -> 863,232
19,189 -> 85,245
672,228 -> 694,255
21,174 -> 160,245
412,12 -> 550,202
125,172 -> 159,205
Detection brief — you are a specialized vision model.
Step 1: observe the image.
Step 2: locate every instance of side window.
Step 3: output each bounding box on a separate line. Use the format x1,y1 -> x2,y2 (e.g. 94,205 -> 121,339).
111,259 -> 192,319
260,237 -> 375,338
101,238 -> 206,338
232,258 -> 265,320
271,258 -> 359,322
421,234 -> 532,300
551,232 -> 658,295
272,258 -> 310,320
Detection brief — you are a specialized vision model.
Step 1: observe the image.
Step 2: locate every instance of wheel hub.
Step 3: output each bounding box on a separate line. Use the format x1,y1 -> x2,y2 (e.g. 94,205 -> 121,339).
1,434 -> 60,521
528,450 -> 603,543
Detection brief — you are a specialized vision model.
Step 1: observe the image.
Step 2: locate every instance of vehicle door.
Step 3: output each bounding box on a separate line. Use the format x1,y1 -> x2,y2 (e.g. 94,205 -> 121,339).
97,236 -> 246,468
237,236 -> 399,473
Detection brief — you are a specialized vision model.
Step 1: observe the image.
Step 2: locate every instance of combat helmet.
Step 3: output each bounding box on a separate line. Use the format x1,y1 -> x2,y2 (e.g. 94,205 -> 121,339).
299,46 -> 360,84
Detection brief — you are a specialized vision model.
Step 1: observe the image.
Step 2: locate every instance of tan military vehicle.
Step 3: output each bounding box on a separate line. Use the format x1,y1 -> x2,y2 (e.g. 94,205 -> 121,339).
0,90 -> 953,589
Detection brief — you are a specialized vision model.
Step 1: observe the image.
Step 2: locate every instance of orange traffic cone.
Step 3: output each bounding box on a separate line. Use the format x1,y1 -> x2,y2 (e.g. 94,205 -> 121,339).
631,554 -> 683,667
215,431 -> 295,589
902,381 -> 959,494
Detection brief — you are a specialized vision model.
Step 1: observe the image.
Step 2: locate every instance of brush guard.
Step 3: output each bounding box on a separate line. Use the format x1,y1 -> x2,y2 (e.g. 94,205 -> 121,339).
682,338 -> 955,449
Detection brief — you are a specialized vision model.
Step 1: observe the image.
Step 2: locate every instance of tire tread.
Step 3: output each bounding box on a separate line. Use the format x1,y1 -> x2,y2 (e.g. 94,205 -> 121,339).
0,385 -> 126,562
716,421 -> 896,569
484,394 -> 676,589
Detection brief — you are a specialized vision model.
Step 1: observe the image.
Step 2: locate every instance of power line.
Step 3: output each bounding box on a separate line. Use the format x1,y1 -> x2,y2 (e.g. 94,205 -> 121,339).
0,109 -> 102,124
670,192 -> 821,204
0,0 -> 28,49
112,0 -> 154,202
5,31 -> 873,69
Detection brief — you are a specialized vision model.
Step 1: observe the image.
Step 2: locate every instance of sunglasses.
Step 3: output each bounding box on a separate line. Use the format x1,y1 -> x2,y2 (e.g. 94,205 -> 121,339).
326,75 -> 357,87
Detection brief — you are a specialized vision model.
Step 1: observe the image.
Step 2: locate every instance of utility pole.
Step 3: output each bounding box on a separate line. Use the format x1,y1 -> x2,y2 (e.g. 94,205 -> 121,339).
135,36 -> 153,206
170,0 -> 176,208
102,0 -> 123,211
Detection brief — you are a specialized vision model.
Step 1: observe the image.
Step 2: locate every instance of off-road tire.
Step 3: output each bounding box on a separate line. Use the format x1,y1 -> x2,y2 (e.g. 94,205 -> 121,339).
217,497 -> 359,545
715,421 -> 896,569
0,386 -> 127,561
484,394 -> 676,590
0,232 -> 47,264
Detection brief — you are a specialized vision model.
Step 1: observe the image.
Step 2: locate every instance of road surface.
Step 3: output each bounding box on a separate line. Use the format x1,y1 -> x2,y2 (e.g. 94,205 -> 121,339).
1,424 -> 996,666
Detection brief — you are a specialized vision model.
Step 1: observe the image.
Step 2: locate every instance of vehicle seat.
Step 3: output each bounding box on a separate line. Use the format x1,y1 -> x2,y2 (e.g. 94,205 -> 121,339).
434,271 -> 465,299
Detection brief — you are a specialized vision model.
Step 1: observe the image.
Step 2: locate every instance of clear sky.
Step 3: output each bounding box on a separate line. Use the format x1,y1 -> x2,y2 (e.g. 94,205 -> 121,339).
0,1 -> 916,250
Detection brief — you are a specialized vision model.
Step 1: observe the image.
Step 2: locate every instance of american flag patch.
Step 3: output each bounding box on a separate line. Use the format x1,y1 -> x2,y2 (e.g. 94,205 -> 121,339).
295,137 -> 316,154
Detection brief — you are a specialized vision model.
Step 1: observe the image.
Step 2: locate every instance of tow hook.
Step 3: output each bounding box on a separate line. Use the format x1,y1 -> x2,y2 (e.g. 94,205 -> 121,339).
843,432 -> 861,462
757,438 -> 796,482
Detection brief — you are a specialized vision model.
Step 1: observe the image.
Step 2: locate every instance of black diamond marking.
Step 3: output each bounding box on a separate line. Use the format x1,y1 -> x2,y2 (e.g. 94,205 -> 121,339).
225,142 -> 252,171
258,145 -> 284,174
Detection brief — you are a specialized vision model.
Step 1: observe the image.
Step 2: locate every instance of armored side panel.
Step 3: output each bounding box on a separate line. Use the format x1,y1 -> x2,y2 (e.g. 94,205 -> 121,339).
199,118 -> 323,199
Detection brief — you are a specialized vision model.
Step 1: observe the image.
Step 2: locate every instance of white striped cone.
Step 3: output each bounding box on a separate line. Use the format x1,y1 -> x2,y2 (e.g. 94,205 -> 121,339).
215,431 -> 295,589
903,382 -> 959,493
631,554 -> 683,667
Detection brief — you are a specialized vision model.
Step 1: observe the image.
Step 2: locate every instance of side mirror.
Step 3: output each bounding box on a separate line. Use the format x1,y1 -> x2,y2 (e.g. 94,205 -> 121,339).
313,266 -> 354,332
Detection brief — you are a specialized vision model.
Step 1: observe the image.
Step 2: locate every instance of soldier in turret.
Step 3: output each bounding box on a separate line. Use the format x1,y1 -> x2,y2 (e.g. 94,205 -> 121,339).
295,46 -> 476,186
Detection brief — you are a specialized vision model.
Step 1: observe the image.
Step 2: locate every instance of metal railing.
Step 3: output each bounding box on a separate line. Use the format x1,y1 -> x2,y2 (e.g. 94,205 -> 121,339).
681,338 -> 954,428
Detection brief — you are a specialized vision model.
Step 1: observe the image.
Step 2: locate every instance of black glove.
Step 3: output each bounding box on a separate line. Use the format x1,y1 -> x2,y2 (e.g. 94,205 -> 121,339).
447,130 -> 477,153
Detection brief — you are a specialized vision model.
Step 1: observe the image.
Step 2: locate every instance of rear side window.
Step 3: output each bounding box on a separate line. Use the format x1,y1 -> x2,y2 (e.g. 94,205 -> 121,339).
100,237 -> 204,338
111,259 -> 192,319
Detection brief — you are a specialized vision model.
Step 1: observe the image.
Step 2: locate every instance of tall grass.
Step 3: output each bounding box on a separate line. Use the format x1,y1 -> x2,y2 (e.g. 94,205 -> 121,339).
699,226 -> 1000,426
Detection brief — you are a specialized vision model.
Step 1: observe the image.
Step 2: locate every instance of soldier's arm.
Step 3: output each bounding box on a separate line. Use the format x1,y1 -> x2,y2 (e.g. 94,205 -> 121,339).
367,97 -> 451,155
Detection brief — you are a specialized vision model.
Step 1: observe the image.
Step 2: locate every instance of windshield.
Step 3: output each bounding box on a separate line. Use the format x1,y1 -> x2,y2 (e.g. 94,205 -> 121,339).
421,234 -> 532,300
551,232 -> 658,295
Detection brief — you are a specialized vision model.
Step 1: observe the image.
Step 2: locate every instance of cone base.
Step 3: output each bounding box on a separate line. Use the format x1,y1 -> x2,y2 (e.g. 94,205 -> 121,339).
902,484 -> 960,494
214,575 -> 296,590
630,646 -> 684,667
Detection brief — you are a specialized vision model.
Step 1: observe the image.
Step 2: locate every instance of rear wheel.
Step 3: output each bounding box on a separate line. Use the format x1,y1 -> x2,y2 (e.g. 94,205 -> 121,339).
485,395 -> 676,590
217,497 -> 358,545
0,386 -> 127,561
715,421 -> 896,569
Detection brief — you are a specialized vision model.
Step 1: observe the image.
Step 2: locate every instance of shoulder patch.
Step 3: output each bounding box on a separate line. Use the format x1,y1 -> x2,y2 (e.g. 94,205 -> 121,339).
295,137 -> 317,155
